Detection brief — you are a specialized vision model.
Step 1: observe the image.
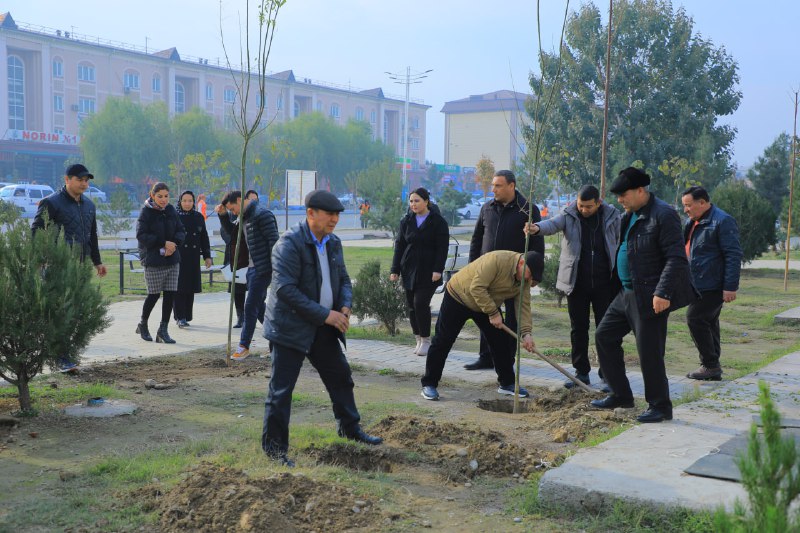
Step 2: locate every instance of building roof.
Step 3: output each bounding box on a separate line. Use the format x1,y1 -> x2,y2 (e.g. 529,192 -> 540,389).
359,88 -> 385,98
271,70 -> 296,82
0,12 -> 17,29
441,90 -> 532,114
152,47 -> 181,61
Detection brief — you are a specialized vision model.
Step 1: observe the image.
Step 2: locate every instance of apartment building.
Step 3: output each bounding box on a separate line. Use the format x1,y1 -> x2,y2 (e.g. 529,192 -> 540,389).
442,90 -> 530,172
0,12 -> 429,184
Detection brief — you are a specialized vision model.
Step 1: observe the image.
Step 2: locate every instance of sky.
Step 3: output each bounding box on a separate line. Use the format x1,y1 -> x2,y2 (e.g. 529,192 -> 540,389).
5,0 -> 800,170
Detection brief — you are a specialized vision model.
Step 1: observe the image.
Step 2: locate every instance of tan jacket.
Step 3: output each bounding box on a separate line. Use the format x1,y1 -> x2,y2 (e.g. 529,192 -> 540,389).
446,250 -> 532,336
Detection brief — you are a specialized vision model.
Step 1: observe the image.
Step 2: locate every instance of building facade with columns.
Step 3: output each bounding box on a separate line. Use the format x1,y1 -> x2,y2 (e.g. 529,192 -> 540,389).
441,90 -> 530,172
0,12 -> 428,185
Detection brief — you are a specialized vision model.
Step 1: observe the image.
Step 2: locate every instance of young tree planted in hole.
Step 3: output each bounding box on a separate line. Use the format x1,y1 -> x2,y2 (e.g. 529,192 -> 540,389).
0,220 -> 110,413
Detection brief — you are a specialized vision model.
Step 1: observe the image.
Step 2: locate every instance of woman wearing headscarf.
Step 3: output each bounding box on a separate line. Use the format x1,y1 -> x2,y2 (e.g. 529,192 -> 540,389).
136,182 -> 185,343
173,190 -> 212,328
390,187 -> 450,356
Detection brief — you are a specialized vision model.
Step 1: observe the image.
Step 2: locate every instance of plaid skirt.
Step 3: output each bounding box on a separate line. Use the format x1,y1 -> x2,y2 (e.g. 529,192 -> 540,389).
144,263 -> 180,294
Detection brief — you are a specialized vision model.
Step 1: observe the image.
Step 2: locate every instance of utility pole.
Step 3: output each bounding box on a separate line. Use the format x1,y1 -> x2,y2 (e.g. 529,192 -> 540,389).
386,67 -> 432,199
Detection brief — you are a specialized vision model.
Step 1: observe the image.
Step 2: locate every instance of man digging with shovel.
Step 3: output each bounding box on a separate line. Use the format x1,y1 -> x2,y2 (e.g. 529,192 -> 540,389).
420,250 -> 544,401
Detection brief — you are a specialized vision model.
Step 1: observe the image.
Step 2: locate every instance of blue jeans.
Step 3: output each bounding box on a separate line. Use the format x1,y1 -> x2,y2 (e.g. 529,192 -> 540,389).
239,268 -> 269,348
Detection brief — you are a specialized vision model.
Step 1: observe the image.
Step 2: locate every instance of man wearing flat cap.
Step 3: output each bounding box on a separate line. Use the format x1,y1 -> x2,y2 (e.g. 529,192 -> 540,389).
590,167 -> 696,423
261,190 -> 382,467
32,163 -> 107,372
420,249 -> 544,401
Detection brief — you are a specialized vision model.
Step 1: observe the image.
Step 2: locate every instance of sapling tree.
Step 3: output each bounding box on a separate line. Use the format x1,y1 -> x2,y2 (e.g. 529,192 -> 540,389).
0,219 -> 110,413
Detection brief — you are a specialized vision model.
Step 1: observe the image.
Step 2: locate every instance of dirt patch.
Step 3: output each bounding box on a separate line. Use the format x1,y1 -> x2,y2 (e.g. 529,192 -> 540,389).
476,398 -> 533,413
157,463 -> 387,532
306,442 -> 398,472
531,388 -> 635,442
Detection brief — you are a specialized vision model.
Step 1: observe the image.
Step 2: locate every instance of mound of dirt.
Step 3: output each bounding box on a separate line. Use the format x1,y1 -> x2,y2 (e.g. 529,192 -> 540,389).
532,389 -> 635,441
306,442 -> 398,472
158,463 -> 385,532
369,415 -> 548,481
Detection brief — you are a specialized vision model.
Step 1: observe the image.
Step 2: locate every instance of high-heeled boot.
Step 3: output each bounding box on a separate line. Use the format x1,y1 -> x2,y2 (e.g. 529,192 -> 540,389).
136,321 -> 152,342
413,335 -> 422,355
156,321 -> 176,344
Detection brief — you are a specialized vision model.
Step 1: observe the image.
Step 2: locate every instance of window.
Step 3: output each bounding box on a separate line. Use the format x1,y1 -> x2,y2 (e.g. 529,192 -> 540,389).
175,83 -> 185,113
293,100 -> 299,117
224,88 -> 236,104
54,128 -> 65,135
316,101 -> 322,112
53,94 -> 64,112
123,71 -> 140,90
355,107 -> 364,121
52,58 -> 63,78
206,83 -> 213,101
78,97 -> 96,114
8,55 -> 24,130
330,103 -> 340,119
370,110 -> 376,124
29,189 -> 43,199
410,138 -> 420,150
255,93 -> 262,107
152,74 -> 161,93
276,94 -> 283,110
77,63 -> 95,82
411,116 -> 420,130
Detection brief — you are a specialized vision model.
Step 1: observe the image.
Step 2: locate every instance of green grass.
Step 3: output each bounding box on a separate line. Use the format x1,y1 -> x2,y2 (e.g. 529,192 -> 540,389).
0,380 -> 123,411
341,246 -> 395,276
88,439 -> 216,483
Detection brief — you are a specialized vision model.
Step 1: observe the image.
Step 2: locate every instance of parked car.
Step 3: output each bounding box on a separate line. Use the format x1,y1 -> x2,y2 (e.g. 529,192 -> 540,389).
85,186 -> 107,203
457,200 -> 483,220
0,183 -> 55,215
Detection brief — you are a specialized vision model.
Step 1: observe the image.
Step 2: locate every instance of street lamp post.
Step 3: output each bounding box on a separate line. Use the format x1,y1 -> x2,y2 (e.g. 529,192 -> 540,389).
386,67 -> 432,198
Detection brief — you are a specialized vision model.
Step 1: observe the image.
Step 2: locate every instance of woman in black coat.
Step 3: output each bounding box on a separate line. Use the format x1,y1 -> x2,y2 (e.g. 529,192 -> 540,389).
136,182 -> 185,344
173,191 -> 212,328
390,187 -> 449,356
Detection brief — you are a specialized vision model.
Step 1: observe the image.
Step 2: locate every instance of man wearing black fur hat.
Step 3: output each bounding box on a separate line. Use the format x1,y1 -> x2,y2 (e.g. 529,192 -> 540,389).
420,250 -> 544,401
590,168 -> 696,423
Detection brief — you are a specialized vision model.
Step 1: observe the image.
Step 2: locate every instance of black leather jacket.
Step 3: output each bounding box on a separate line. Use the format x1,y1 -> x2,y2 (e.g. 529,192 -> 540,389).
263,220 -> 352,354
469,190 -> 544,262
32,187 -> 101,265
615,194 -> 697,319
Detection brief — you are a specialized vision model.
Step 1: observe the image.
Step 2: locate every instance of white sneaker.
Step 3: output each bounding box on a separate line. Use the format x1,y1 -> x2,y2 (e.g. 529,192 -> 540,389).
231,345 -> 250,360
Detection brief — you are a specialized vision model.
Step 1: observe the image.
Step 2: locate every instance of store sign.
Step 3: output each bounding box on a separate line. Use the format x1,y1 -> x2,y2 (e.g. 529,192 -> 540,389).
4,129 -> 80,145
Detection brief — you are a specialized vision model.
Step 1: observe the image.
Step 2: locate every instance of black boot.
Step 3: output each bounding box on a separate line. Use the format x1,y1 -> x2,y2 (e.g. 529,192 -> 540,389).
234,315 -> 243,328
136,321 -> 152,342
156,321 -> 176,344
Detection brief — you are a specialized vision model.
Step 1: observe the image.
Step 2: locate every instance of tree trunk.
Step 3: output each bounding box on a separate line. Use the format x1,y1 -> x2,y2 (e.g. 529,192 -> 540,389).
17,372 -> 32,413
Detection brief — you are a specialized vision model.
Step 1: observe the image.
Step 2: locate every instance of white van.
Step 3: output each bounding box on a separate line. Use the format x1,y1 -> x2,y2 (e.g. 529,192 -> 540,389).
0,184 -> 56,215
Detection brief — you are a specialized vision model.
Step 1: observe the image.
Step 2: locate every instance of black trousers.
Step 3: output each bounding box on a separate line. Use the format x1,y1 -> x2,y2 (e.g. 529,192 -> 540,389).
567,284 -> 614,375
405,286 -> 437,337
261,325 -> 361,455
686,290 -> 724,368
173,291 -> 195,322
595,290 -> 672,412
422,292 -> 515,388
477,296 -> 517,364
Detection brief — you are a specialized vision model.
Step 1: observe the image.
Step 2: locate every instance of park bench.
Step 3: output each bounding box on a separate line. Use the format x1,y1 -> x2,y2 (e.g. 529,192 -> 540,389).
118,248 -> 225,295
436,236 -> 470,294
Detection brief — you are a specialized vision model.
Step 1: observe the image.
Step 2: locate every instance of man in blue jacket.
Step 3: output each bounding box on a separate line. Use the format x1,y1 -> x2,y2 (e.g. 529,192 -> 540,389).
591,168 -> 697,423
261,190 -> 382,467
681,186 -> 742,381
221,190 -> 279,360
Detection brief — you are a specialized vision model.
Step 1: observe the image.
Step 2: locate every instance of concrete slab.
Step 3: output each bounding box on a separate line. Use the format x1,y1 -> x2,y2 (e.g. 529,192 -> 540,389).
774,306 -> 800,325
537,351 -> 800,513
64,399 -> 137,418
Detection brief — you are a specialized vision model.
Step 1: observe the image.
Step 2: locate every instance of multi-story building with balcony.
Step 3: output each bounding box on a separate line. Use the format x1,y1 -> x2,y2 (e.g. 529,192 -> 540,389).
0,12 -> 429,184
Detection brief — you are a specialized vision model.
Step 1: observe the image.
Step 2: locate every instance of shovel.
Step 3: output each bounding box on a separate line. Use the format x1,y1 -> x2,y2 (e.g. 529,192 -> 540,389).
500,324 -> 601,396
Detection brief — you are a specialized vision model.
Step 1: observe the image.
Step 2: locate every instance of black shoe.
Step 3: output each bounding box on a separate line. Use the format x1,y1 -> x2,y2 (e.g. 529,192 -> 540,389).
266,451 -> 295,467
177,319 -> 189,329
599,382 -> 612,394
564,372 -> 590,389
464,359 -> 494,371
637,407 -> 672,423
590,395 -> 634,409
233,317 -> 243,329
136,322 -> 152,342
339,428 -> 383,445
156,321 -> 176,344
686,365 -> 722,381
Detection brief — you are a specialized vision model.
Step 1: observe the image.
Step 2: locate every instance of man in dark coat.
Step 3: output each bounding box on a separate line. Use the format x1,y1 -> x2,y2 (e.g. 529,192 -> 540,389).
216,202 -> 250,328
681,186 -> 742,381
463,169 -> 544,370
32,163 -> 107,372
261,190 -> 382,467
591,167 -> 697,423
222,190 -> 279,360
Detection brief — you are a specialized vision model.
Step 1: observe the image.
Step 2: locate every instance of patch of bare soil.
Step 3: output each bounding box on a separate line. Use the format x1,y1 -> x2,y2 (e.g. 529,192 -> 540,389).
306,442 -> 399,472
531,388 -> 634,441
156,463 -> 387,532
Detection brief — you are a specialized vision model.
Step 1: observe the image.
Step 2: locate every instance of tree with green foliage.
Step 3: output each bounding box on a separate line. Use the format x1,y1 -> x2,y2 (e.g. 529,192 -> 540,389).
351,260 -> 407,335
167,108 -> 220,192
97,188 -> 135,249
714,381 -> 800,532
0,220 -> 110,412
747,133 -> 792,215
658,156 -> 701,207
437,183 -> 472,227
538,240 -> 564,306
358,160 -> 406,238
712,181 -> 776,263
528,0 -> 741,198
80,98 -> 171,186
475,156 -> 496,198
0,200 -> 21,225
